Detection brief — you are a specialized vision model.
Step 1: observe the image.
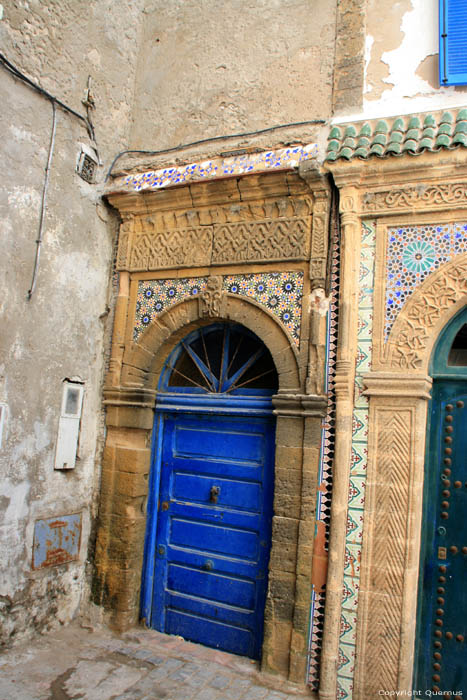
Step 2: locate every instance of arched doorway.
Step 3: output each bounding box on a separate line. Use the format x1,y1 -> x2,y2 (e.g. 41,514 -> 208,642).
414,307 -> 467,693
141,322 -> 278,659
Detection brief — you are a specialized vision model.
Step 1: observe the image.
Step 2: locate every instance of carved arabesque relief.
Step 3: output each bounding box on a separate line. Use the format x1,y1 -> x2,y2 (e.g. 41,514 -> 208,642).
117,196 -> 314,271
387,254 -> 467,369
363,183 -> 467,212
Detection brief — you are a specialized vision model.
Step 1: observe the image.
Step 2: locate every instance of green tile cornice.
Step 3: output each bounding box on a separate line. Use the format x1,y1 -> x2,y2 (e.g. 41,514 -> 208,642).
325,108 -> 467,162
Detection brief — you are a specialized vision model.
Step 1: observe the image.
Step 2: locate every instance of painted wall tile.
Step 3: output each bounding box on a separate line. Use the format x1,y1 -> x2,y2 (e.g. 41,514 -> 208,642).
340,608 -> 358,644
385,222 -> 467,339
348,475 -> 366,509
134,271 -> 303,345
344,543 -> 361,578
346,509 -> 364,543
342,574 -> 360,610
338,642 -> 357,677
121,143 -> 318,193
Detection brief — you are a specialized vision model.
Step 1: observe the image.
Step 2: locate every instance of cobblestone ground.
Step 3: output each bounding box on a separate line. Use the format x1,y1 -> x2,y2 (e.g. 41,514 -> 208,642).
0,621 -> 314,700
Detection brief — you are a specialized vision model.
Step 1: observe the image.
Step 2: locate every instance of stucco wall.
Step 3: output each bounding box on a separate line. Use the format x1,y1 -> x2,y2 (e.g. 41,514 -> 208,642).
129,0 -> 337,151
0,0 -> 144,646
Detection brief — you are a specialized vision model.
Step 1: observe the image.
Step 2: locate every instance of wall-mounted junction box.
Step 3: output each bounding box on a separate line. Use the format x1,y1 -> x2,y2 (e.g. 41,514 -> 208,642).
54,381 -> 84,470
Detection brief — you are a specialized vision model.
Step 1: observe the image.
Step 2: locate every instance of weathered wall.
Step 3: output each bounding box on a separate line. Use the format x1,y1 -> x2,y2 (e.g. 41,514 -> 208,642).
364,0 -> 467,118
129,0 -> 337,151
0,0 -> 144,646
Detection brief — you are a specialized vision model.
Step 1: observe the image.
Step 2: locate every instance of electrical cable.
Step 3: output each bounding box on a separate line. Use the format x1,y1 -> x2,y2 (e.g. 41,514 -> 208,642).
27,100 -> 57,300
105,119 -> 326,181
0,51 -> 88,126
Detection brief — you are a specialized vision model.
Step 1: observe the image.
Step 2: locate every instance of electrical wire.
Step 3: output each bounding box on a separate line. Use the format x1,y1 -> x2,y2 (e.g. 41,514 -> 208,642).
105,119 -> 326,181
27,100 -> 57,300
0,51 -> 88,126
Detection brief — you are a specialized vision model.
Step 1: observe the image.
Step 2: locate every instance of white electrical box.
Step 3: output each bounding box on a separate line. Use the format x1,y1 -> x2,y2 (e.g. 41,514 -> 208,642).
54,382 -> 84,470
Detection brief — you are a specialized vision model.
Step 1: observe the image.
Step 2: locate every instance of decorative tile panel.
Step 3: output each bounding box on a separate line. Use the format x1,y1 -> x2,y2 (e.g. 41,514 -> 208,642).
385,222 -> 467,339
119,143 -> 318,193
336,220 -> 376,694
223,271 -> 303,344
134,271 -> 304,346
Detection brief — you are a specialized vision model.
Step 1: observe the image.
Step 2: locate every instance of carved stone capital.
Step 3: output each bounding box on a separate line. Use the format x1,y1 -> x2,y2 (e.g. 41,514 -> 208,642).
272,393 -> 327,417
362,372 -> 432,400
103,386 -> 157,408
333,361 -> 354,400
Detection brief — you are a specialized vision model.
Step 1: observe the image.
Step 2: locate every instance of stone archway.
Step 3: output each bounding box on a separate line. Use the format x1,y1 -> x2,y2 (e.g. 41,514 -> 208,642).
94,291 -> 326,682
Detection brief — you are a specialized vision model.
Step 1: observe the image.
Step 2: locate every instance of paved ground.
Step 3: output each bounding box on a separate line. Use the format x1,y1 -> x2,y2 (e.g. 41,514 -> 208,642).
0,620 -> 314,700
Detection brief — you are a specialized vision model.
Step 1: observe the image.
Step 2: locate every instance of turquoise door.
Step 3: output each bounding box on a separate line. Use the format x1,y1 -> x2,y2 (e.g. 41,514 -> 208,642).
414,310 -> 467,693
141,324 -> 278,659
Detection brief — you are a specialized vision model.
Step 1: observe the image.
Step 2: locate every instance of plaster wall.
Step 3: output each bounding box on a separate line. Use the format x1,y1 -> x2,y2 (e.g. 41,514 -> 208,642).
362,0 -> 467,119
0,0 -> 144,646
129,0 -> 336,153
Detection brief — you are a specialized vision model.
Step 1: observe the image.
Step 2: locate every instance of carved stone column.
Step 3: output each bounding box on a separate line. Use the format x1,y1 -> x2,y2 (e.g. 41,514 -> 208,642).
353,373 -> 432,698
263,394 -> 327,681
319,187 -> 361,700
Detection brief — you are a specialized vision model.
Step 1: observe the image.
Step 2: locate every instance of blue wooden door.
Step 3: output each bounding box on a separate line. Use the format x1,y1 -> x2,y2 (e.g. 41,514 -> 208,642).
142,323 -> 278,659
150,411 -> 275,659
415,314 -> 467,693
415,382 -> 467,693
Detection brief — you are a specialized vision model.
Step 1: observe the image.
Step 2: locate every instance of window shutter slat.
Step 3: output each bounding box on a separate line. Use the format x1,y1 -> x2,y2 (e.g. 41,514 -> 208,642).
440,0 -> 467,85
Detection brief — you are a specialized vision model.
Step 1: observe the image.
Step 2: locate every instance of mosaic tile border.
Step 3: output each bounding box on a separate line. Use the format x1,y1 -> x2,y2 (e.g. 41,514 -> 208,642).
385,221 -> 467,340
134,272 -> 304,346
307,209 -> 341,691
336,220 -> 376,699
117,143 -> 318,193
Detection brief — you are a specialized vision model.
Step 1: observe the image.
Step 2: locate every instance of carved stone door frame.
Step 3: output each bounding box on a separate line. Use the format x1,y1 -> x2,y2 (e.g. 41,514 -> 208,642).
93,165 -> 330,684
319,153 -> 467,699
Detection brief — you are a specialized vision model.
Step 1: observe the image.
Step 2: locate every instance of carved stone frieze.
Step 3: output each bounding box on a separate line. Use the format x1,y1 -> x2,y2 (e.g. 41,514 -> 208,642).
129,227 -> 213,270
388,254 -> 467,369
362,183 -> 467,212
212,217 -> 310,263
116,196 -> 315,271
310,191 -> 330,288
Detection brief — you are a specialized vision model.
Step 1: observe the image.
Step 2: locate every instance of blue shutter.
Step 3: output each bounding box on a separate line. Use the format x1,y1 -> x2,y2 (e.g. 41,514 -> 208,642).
440,0 -> 467,85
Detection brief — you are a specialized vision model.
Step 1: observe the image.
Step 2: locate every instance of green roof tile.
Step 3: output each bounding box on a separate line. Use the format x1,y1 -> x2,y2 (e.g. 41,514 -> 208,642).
386,142 -> 402,154
438,123 -> 452,135
408,116 -> 421,129
344,125 -> 357,138
403,139 -> 418,152
359,123 -> 372,137
452,132 -> 467,145
423,114 -> 436,127
324,108 -> 467,163
392,118 -> 405,132
329,126 -> 342,140
375,120 -> 389,133
327,139 -> 341,151
369,143 -> 385,155
388,131 -> 404,144
436,133 -> 451,147
339,147 -> 354,159
419,137 -> 434,149
354,147 -> 369,157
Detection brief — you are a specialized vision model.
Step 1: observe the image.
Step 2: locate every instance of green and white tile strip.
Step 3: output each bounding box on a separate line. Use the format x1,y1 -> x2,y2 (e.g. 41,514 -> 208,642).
336,220 -> 376,699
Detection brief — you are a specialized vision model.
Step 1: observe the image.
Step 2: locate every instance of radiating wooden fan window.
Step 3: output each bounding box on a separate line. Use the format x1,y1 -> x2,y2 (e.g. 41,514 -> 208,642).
448,323 -> 467,366
168,324 -> 278,393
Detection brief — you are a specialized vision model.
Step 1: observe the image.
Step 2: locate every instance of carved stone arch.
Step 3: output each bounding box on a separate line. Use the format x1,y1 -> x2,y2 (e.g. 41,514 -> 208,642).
386,253 -> 467,371
122,294 -> 301,392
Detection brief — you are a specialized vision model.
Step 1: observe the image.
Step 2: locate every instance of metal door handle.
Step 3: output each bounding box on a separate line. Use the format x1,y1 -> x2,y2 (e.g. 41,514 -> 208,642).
210,485 -> 220,504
